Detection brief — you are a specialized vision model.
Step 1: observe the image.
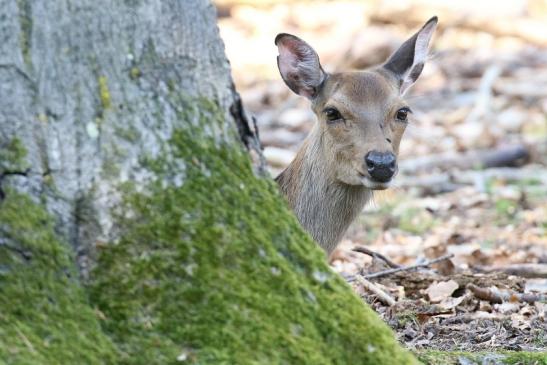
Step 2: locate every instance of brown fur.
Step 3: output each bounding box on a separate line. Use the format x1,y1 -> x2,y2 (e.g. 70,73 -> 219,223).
275,18 -> 437,255
277,70 -> 407,254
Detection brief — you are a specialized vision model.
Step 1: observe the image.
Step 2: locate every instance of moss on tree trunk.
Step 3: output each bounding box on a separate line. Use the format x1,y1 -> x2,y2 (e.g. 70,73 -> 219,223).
417,350 -> 547,365
0,191 -> 118,363
0,0 -> 420,363
0,100 -> 419,364
87,102 -> 419,364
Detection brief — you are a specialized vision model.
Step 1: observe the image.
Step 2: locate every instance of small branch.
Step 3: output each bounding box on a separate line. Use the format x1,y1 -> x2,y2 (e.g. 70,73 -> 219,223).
352,246 -> 401,269
475,264 -> 547,279
398,145 -> 531,174
467,284 -> 546,304
354,275 -> 396,306
442,311 -> 505,324
396,167 -> 547,193
360,254 -> 454,280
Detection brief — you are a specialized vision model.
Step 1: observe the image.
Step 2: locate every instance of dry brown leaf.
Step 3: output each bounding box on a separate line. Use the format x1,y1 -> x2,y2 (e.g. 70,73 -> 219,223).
426,280 -> 459,303
438,295 -> 466,310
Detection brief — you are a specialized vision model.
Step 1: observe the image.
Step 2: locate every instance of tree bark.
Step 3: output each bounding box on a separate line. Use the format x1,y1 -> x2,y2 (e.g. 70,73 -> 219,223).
0,1 -> 417,364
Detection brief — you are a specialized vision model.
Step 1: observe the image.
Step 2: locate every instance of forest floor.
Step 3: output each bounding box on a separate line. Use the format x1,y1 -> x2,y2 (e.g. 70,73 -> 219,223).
217,0 -> 547,356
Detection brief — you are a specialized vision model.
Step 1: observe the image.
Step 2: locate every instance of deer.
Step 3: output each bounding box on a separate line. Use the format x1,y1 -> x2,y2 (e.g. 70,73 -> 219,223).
274,17 -> 438,255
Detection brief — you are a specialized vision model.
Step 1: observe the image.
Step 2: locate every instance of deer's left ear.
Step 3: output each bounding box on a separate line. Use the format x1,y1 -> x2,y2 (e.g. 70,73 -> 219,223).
383,16 -> 437,95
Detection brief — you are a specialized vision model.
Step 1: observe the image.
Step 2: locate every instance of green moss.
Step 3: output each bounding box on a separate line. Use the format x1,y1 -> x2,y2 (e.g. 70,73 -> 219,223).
129,67 -> 141,80
89,100 -> 419,365
0,137 -> 29,173
417,350 -> 547,365
0,191 -> 118,364
37,113 -> 48,124
395,310 -> 418,327
495,198 -> 518,222
16,0 -> 32,67
114,124 -> 141,143
98,76 -> 112,110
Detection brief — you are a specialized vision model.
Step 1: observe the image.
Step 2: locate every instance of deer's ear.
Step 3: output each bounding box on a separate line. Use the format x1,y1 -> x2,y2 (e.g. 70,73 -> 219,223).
275,33 -> 327,99
383,16 -> 437,95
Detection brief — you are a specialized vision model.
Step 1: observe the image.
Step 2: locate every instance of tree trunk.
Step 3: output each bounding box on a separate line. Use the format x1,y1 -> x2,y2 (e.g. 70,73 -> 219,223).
0,1 -> 418,364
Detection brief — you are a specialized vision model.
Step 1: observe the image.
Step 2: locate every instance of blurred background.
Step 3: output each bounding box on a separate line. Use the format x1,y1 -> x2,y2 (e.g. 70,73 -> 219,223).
215,0 -> 546,275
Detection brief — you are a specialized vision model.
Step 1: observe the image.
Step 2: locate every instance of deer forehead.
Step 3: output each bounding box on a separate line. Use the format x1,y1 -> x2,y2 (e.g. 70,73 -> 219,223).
314,71 -> 400,118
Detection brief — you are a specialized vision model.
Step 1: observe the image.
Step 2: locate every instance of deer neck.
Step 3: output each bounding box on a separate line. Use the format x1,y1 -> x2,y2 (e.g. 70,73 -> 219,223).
276,126 -> 372,254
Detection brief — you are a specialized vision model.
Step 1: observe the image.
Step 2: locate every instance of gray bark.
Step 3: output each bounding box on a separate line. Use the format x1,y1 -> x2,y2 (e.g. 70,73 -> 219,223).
0,0 -> 256,270
0,2 -> 418,363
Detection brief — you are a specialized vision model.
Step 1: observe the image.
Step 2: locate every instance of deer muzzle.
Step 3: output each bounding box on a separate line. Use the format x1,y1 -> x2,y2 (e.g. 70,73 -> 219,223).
365,151 -> 397,183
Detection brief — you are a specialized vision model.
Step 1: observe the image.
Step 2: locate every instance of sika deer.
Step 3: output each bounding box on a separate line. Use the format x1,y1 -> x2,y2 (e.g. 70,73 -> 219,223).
275,17 -> 438,255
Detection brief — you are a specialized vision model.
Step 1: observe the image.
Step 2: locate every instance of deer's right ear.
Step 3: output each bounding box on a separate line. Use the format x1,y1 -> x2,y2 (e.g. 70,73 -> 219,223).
275,33 -> 327,99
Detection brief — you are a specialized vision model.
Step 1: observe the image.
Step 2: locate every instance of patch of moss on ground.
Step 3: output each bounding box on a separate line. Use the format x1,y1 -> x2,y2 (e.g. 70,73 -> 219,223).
0,191 -> 118,364
89,102 -> 419,364
417,350 -> 547,365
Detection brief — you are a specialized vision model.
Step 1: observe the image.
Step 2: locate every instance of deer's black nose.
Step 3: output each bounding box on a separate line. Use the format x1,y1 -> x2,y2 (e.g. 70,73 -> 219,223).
365,151 -> 396,182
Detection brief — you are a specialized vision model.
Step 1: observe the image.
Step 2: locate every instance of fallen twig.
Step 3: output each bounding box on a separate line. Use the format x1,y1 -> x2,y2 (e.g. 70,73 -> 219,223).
398,145 -> 531,174
354,275 -> 396,306
396,167 -> 547,193
361,254 -> 455,280
475,264 -> 547,279
467,284 -> 547,304
442,312 -> 506,324
352,246 -> 401,269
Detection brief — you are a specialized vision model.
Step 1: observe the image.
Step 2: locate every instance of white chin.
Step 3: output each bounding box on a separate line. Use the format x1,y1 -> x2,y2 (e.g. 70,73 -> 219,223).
361,177 -> 391,190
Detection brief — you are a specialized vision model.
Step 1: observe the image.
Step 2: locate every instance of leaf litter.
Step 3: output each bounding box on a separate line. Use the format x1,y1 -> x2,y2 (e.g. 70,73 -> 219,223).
217,0 -> 546,353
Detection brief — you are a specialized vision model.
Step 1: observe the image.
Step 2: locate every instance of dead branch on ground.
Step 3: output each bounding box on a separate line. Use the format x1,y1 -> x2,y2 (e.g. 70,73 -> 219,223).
467,284 -> 546,304
347,254 -> 454,282
355,276 -> 396,306
475,264 -> 547,279
396,167 -> 547,193
353,245 -> 401,269
399,145 -> 531,174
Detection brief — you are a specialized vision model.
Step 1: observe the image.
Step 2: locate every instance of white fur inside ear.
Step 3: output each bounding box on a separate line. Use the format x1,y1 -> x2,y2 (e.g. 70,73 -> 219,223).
400,21 -> 437,95
277,37 -> 325,99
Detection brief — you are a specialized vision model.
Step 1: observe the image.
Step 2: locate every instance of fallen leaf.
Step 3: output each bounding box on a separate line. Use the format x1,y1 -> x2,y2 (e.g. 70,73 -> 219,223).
438,295 -> 466,310
494,302 -> 520,314
426,280 -> 459,303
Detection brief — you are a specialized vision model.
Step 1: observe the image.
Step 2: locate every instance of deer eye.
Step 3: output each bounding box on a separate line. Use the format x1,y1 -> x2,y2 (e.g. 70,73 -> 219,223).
324,107 -> 342,122
396,107 -> 411,122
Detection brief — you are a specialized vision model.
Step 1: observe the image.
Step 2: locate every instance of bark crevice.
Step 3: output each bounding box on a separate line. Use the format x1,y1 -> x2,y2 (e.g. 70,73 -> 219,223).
229,82 -> 266,175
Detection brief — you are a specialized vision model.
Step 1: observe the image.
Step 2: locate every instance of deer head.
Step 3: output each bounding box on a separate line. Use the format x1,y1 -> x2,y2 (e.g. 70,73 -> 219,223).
274,17 -> 438,254
275,17 -> 437,190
